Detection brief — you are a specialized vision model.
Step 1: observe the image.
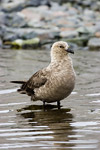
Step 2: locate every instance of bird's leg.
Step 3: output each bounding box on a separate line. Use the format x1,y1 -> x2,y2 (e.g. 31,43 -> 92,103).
57,101 -> 61,109
43,101 -> 46,110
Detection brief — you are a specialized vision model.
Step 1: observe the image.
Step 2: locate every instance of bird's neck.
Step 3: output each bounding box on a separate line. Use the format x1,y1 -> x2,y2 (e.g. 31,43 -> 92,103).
51,53 -> 68,63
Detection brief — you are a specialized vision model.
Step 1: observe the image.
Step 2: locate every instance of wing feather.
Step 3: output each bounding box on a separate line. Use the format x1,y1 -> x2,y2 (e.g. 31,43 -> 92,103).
18,70 -> 47,96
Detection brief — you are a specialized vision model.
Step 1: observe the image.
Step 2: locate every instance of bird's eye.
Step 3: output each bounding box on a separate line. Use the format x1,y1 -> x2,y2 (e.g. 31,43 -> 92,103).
59,45 -> 64,48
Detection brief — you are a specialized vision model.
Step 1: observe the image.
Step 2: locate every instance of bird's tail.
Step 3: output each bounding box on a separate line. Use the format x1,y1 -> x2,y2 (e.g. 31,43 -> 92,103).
10,81 -> 26,84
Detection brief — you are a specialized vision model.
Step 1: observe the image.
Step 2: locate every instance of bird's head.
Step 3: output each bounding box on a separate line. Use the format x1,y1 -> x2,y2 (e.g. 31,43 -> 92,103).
51,41 -> 74,62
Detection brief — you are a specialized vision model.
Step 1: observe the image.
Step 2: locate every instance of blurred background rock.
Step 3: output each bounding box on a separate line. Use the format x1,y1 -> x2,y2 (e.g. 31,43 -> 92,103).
0,0 -> 100,50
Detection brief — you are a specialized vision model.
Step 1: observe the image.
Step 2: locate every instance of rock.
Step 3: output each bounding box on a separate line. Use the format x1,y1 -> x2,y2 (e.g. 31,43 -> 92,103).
20,7 -> 44,26
22,31 -> 38,39
10,38 -> 40,49
0,11 -> 6,24
1,0 -> 51,12
1,26 -> 18,41
0,38 -> 2,48
76,26 -> 93,36
88,38 -> 100,50
1,25 -> 60,44
0,25 -> 8,39
91,1 -> 100,11
94,21 -> 100,32
60,29 -> 78,38
83,9 -> 96,21
66,36 -> 90,46
5,13 -> 27,27
78,0 -> 93,7
2,27 -> 38,41
0,11 -> 27,28
1,0 -> 26,12
95,32 -> 100,38
25,0 -> 51,7
3,32 -> 18,42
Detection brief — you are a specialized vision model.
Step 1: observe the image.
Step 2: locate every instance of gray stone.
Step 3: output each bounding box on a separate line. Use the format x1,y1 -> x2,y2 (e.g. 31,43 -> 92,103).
25,0 -> 51,7
1,26 -> 60,44
83,9 -> 96,20
0,11 -> 6,24
0,38 -> 2,48
76,26 -> 93,36
94,21 -> 100,32
2,27 -> 38,41
1,0 -> 51,12
0,25 -> 7,39
91,1 -> 100,11
5,13 -> 27,27
88,38 -> 100,50
1,0 -> 25,12
66,36 -> 89,46
60,30 -> 78,38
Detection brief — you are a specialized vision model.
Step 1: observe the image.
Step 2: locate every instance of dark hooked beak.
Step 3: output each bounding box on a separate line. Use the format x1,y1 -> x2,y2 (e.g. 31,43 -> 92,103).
66,48 -> 74,54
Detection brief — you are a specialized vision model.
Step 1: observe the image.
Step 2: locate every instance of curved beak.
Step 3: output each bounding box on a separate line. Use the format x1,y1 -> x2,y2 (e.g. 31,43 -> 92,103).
66,48 -> 74,54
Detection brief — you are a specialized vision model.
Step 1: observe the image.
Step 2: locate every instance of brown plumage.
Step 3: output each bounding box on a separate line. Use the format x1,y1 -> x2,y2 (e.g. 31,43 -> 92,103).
11,41 -> 76,108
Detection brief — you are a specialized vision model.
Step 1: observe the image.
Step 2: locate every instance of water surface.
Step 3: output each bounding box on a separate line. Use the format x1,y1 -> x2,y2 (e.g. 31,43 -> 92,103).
0,49 -> 100,150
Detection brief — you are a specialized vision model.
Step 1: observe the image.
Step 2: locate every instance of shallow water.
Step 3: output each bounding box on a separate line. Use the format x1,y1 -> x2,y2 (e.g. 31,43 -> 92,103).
0,49 -> 100,150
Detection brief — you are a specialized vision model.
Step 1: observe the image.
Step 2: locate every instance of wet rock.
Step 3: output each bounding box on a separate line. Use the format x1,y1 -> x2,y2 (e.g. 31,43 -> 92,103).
88,38 -> 100,50
10,38 -> 40,49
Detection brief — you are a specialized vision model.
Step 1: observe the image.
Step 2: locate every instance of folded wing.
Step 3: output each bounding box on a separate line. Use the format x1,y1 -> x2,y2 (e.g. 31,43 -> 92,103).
18,70 -> 47,96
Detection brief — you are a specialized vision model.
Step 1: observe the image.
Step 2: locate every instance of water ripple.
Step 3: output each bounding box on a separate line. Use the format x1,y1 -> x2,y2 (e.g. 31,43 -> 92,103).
0,88 -> 18,95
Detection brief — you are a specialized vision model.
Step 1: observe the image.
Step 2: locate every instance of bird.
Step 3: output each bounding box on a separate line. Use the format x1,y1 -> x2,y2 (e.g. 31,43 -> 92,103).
11,41 -> 76,109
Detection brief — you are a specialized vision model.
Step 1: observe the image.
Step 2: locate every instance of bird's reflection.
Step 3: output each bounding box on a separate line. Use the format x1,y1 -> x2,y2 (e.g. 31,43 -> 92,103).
17,104 -> 76,149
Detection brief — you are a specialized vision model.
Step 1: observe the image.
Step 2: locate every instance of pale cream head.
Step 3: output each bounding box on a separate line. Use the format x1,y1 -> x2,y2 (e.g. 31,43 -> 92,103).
51,41 -> 74,62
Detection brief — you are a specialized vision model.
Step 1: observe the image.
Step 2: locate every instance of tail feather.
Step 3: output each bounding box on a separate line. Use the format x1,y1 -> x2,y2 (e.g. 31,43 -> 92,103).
10,81 -> 26,84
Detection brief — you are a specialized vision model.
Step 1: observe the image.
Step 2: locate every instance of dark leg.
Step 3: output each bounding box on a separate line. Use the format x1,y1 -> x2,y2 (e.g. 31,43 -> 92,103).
57,101 -> 61,109
43,101 -> 46,110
